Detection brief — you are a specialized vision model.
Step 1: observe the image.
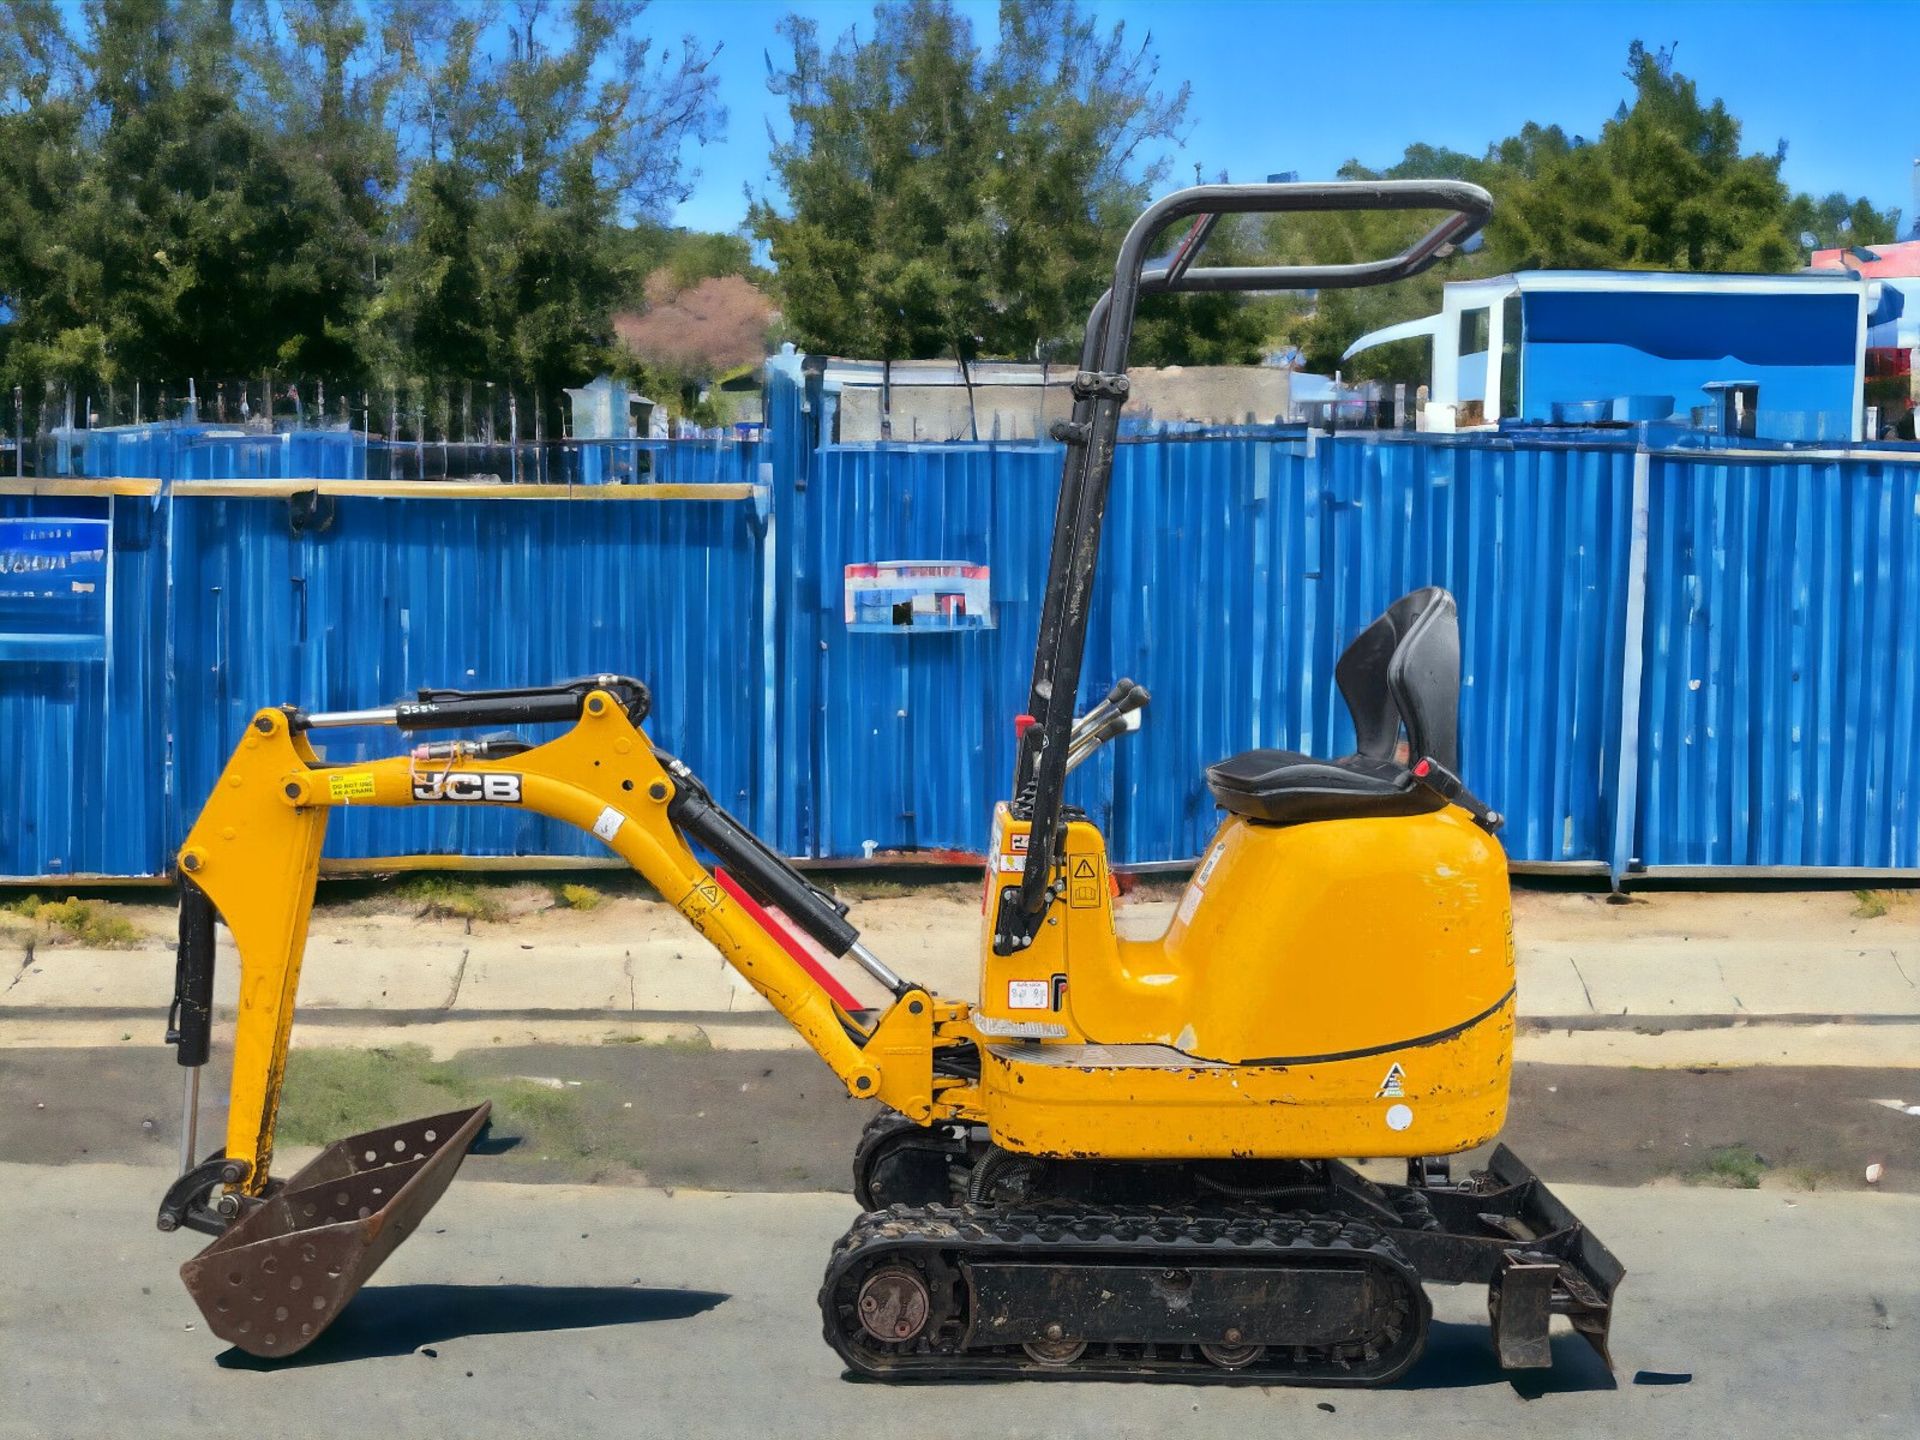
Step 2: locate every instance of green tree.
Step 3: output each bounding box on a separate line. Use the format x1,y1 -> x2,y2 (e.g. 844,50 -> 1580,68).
377,0 -> 724,402
752,2 -> 996,360
0,0 -> 395,394
1785,191 -> 1901,253
0,2 -> 95,384
0,0 -> 723,407
1494,42 -> 1800,273
754,0 -> 1244,365
1277,42 -> 1903,379
237,0 -> 400,380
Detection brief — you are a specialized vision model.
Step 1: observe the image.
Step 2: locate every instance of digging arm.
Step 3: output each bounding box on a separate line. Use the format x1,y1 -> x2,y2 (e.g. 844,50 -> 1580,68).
168,689 -> 968,1195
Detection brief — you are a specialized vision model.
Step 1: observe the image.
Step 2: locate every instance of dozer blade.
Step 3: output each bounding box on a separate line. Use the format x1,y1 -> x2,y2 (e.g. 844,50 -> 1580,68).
1392,1143 -> 1623,1373
180,1104 -> 490,1359
1481,1143 -> 1624,1370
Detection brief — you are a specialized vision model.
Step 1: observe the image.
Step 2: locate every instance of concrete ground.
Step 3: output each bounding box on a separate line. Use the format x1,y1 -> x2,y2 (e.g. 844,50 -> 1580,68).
4,1163 -> 1915,1440
9,879 -> 1920,1020
3,879 -> 1917,1437
7,881 -> 1919,1066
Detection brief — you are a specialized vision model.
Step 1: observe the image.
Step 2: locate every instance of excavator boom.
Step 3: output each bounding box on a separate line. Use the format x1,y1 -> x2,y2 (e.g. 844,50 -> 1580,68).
158,681 -> 975,1355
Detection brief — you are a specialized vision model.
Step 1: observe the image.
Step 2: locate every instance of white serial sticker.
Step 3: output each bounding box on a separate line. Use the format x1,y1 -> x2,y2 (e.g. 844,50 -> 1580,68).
1175,840 -> 1226,926
1195,841 -> 1226,887
1007,980 -> 1049,1010
1385,1103 -> 1414,1132
1376,1062 -> 1407,1098
591,806 -> 625,844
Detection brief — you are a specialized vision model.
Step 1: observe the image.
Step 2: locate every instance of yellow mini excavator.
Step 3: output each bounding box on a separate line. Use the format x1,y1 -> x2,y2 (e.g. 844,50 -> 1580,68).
159,180 -> 1620,1382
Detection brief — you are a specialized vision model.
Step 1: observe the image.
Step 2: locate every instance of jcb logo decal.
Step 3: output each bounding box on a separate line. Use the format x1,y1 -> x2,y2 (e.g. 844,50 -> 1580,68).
412,773 -> 523,803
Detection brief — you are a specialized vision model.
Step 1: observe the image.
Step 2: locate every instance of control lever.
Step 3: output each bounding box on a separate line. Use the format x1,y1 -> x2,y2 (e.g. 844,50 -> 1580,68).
1069,679 -> 1150,747
1066,708 -> 1142,774
1069,678 -> 1131,746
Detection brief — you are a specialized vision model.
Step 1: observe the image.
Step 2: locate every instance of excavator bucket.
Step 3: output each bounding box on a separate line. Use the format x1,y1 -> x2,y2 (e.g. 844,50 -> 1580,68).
179,1104 -> 490,1359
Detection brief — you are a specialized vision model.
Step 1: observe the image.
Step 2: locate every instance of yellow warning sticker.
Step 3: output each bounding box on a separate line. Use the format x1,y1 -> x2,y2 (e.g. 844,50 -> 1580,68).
326,770 -> 377,802
1066,853 -> 1101,908
678,879 -> 741,957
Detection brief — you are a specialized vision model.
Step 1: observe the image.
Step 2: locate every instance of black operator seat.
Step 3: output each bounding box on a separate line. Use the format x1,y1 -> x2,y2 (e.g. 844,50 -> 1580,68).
1206,587 -> 1461,826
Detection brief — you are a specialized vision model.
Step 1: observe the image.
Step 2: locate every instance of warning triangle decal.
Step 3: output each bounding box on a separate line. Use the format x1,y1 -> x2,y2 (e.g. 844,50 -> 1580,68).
1071,856 -> 1096,878
1376,1062 -> 1406,1099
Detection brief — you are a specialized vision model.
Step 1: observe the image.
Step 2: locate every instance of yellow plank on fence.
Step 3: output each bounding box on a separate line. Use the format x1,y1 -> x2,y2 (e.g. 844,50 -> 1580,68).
0,477 -> 163,497
169,479 -> 757,501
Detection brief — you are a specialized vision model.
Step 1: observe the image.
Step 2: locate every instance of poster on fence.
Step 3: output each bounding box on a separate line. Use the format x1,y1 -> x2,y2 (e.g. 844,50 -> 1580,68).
0,516 -> 110,661
844,561 -> 993,632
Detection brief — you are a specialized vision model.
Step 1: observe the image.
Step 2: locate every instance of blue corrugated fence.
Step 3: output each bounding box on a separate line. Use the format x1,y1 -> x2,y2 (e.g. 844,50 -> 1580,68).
4,366 -> 1918,880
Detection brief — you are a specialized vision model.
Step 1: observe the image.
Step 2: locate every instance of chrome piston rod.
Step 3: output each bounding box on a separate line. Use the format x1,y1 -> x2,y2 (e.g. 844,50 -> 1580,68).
177,1066 -> 201,1176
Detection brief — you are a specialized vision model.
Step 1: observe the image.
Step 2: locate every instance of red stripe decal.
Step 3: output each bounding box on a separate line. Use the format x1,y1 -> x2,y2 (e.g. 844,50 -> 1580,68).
712,867 -> 864,1013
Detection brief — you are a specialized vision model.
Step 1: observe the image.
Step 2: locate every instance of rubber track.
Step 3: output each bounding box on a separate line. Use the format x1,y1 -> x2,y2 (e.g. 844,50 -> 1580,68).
818,1203 -> 1431,1384
849,1110 -> 970,1210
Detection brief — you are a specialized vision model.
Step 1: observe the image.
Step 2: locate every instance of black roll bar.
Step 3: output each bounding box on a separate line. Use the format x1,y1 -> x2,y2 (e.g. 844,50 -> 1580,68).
997,180 -> 1492,953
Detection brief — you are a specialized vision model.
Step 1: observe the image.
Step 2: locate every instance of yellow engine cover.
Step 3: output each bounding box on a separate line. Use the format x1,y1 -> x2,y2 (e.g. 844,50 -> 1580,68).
975,806 -> 1514,1161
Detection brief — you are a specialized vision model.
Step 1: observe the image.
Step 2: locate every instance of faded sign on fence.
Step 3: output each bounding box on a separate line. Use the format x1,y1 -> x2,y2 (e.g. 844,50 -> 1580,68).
844,561 -> 993,632
0,516 -> 110,661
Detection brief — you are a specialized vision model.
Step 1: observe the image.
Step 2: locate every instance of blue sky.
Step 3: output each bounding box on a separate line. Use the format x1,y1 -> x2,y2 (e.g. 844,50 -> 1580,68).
649,0 -> 1915,236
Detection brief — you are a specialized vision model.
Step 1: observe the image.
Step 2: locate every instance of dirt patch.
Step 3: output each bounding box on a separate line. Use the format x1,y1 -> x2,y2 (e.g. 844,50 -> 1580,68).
0,1041 -> 866,1190
1452,1063 -> 1920,1194
6,1045 -> 1916,1195
275,1043 -> 663,1183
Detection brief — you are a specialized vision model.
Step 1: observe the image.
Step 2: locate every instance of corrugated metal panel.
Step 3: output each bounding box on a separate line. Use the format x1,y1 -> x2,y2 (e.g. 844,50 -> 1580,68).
801,442 -> 1056,857
163,490 -> 768,869
0,490 -> 170,878
1118,435 -> 1637,865
1096,434 -> 1325,863
1635,452 -> 1920,867
1311,438 -> 1634,865
780,427 -> 1634,867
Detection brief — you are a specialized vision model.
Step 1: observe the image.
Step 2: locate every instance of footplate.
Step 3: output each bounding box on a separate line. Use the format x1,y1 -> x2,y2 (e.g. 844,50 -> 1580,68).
178,1104 -> 490,1358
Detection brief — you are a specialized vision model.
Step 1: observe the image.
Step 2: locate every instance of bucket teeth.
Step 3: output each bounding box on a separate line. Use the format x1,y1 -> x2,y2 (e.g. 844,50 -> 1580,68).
179,1103 -> 490,1359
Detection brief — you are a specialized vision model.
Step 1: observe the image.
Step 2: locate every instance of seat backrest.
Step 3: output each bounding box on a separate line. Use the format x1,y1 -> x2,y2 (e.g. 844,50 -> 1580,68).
1334,587 -> 1460,771
1334,610 -> 1402,761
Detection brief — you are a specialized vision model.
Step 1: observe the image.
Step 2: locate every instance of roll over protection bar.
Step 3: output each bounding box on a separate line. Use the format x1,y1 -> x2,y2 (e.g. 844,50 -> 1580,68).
1004,180 -> 1493,952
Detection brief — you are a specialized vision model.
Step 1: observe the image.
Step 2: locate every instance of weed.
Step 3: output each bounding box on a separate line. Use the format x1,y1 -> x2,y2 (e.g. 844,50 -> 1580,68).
391,876 -> 508,924
551,882 -> 605,912
828,874 -> 981,904
1,894 -> 141,947
1682,1142 -> 1767,1190
1782,1164 -> 1845,1192
599,1030 -> 713,1051
1852,888 -> 1891,920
